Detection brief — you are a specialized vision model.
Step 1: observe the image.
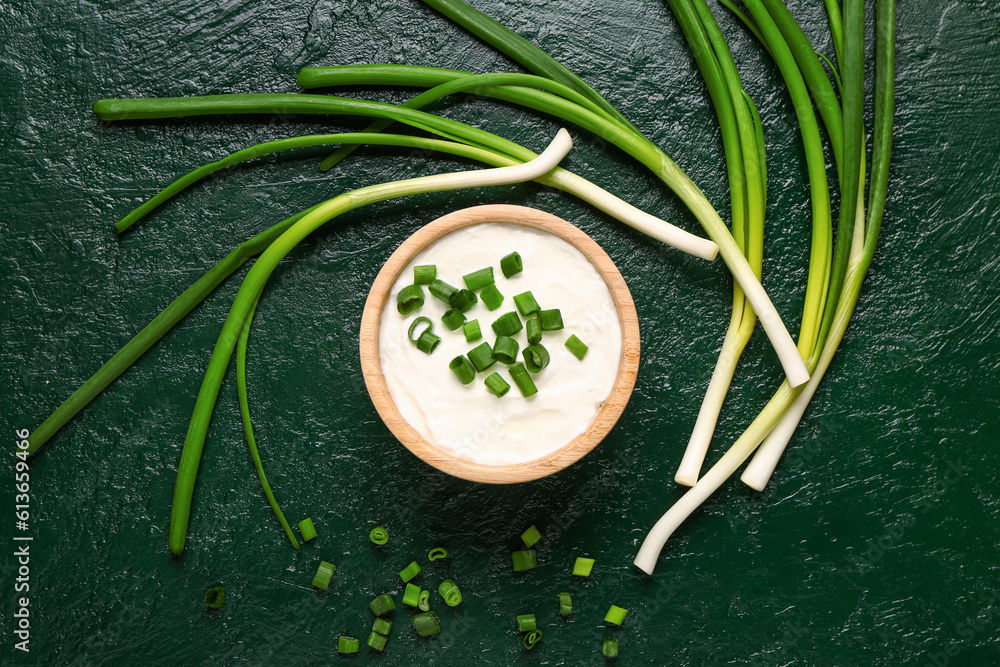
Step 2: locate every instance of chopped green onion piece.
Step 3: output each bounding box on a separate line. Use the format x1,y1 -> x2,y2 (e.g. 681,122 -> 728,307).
500,252 -> 522,278
523,344 -> 550,373
602,636 -> 619,658
480,284 -> 504,311
468,342 -> 496,372
442,308 -> 466,331
485,372 -> 510,397
513,291 -> 540,316
512,550 -> 538,571
572,557 -> 595,577
367,630 -> 388,652
416,330 -> 441,354
509,363 -> 538,397
297,518 -> 317,542
428,547 -> 449,561
418,589 -> 431,611
402,582 -> 422,607
558,592 -> 572,616
397,284 -> 424,315
523,629 -> 543,650
463,319 -> 482,342
516,614 -> 537,633
204,587 -> 225,609
428,279 -> 457,303
370,594 -> 396,616
411,611 -> 441,637
463,267 -> 495,291
372,618 -> 392,636
449,288 -> 478,313
492,336 -> 519,365
604,605 -> 628,626
312,560 -> 336,590
438,579 -> 462,607
414,265 -> 436,285
526,317 -> 542,345
491,311 -> 523,336
521,525 -> 541,548
399,561 -> 422,583
538,309 -> 564,331
369,526 -> 389,545
565,334 -> 588,360
449,355 -> 476,385
407,317 -> 432,343
338,636 -> 360,654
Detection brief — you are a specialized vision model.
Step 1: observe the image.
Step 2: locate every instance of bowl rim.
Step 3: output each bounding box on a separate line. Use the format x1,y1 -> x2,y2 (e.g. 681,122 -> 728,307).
359,204 -> 640,484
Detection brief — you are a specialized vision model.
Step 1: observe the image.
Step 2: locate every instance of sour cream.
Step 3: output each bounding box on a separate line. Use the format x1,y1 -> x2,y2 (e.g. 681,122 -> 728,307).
379,223 -> 623,465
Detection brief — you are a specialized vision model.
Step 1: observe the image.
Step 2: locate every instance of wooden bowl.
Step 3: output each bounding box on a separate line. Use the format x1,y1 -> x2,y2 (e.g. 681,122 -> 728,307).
359,204 -> 640,484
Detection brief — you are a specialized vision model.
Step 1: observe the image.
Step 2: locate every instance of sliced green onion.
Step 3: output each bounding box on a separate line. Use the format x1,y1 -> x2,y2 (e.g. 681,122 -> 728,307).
399,561 -> 422,583
523,629 -> 543,650
509,363 -> 538,397
523,344 -> 550,373
338,636 -> 360,654
526,317 -> 542,345
397,284 -> 424,315
512,550 -> 538,571
408,317 -> 432,343
558,592 -> 572,616
438,579 -> 462,607
492,311 -> 523,336
516,614 -> 537,633
367,630 -> 388,652
538,309 -> 563,331
373,617 -> 393,636
449,355 -> 476,385
564,334 -> 588,360
521,525 -> 541,548
463,267 -> 495,291
204,587 -> 225,609
402,582 -> 422,607
428,547 -> 449,561
468,342 -> 496,372
442,308 -> 467,331
369,526 -> 389,545
463,319 -> 482,342
414,265 -> 437,285
449,288 -> 478,313
500,252 -> 522,278
370,594 -> 396,616
602,636 -> 619,658
297,518 -> 318,542
418,589 -> 431,611
312,560 -> 336,590
572,557 -> 594,577
480,284 -> 504,311
411,611 -> 441,637
493,336 -> 519,365
604,605 -> 628,626
485,372 -> 511,397
429,279 -> 457,303
513,291 -> 540,316
416,330 -> 441,354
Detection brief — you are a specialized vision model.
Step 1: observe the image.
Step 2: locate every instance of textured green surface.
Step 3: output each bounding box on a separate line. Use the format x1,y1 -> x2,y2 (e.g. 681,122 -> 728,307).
2,1 -> 999,665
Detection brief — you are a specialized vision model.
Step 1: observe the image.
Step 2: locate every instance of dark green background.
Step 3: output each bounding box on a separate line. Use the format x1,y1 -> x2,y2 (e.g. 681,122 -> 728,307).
2,0 -> 998,664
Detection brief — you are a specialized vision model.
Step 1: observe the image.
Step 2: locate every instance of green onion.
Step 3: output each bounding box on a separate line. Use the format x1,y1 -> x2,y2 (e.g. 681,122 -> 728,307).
402,582 -> 422,607
538,309 -> 563,331
516,614 -> 537,633
428,546 -> 449,561
512,550 -> 538,571
602,636 -> 619,658
411,611 -> 442,637
523,630 -> 543,650
463,319 -> 482,342
442,308 -> 467,331
397,284 -> 425,315
491,311 -> 523,336
509,363 -> 538,398
312,561 -> 336,590
338,636 -> 360,654
416,331 -> 441,354
204,587 -> 225,609
564,334 -> 588,360
449,355 -> 476,385
369,526 -> 389,545
526,318 -> 542,345
449,288 -> 478,313
484,372 -> 511,397
373,618 -> 392,636
418,589 -> 431,611
468,342 -> 496,372
604,605 -> 628,626
438,579 -> 462,607
572,557 -> 594,577
367,631 -> 388,652
399,561 -> 422,583
429,279 -> 458,303
500,252 -> 523,278
558,592 -> 572,616
297,518 -> 317,542
480,284 -> 504,311
408,317 -> 433,343
513,291 -> 540,316
521,525 -> 541,548
492,336 -> 519,365
463,267 -> 495,291
523,344 -> 550,373
414,264 -> 437,285
370,594 -> 396,616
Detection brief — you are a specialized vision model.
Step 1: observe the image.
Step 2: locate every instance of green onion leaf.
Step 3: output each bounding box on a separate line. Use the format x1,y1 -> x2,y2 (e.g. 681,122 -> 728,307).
521,525 -> 541,548
516,614 -> 537,632
523,344 -> 550,373
418,589 -> 431,611
442,308 -> 467,331
373,618 -> 392,636
463,267 -> 495,291
468,342 -> 496,372
558,592 -> 572,616
523,629 -> 543,650
526,317 -> 542,345
491,311 -> 523,336
480,284 -> 504,311
604,605 -> 628,626
513,291 -> 540,316
438,579 -> 462,607
484,372 -> 511,397
397,284 -> 425,315
370,594 -> 396,616
512,550 -> 538,571
500,252 -> 523,278
493,336 -> 519,364
369,526 -> 389,545
204,587 -> 225,609
414,265 -> 437,285
367,631 -> 388,652
602,636 -> 619,658
463,319 -> 482,342
411,611 -> 442,637
428,546 -> 449,561
572,557 -> 594,577
402,582 -> 422,607
449,355 -> 476,385
564,334 -> 588,360
416,330 -> 441,354
408,317 -> 433,343
297,518 -> 318,542
509,363 -> 538,397
538,309 -> 563,331
312,561 -> 336,590
449,288 -> 478,313
429,279 -> 458,303
399,561 -> 422,583
338,636 -> 360,654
